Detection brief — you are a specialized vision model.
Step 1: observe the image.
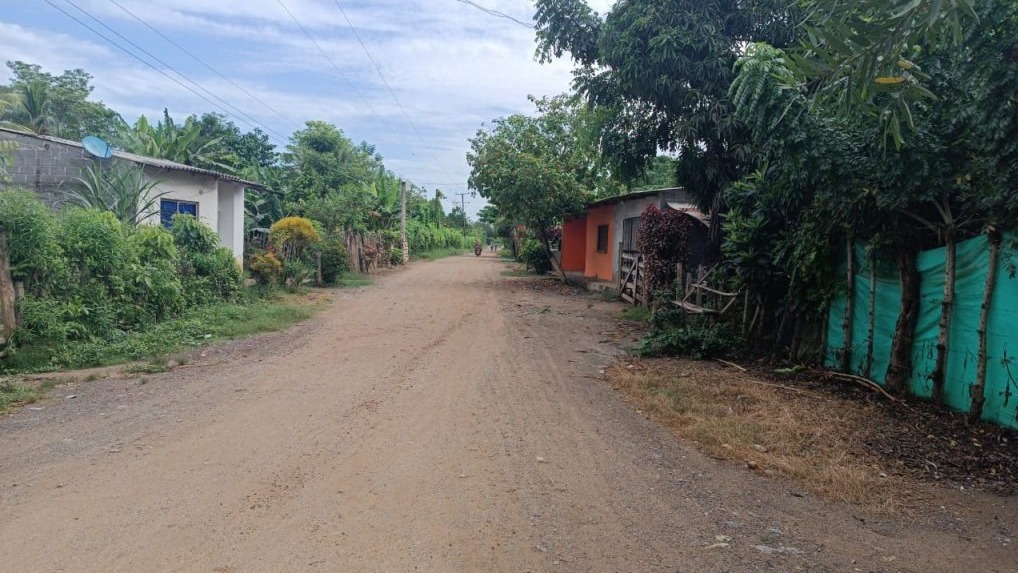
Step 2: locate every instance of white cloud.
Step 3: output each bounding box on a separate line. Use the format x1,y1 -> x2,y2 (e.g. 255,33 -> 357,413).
3,0 -> 617,215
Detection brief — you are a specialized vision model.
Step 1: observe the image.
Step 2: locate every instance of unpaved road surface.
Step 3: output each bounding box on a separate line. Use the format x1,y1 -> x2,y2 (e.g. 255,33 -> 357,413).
2,253 -> 1015,572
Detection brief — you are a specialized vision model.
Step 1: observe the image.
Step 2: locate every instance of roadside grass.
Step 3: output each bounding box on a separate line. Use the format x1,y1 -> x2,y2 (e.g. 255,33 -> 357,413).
334,273 -> 373,288
414,247 -> 469,260
621,306 -> 651,322
2,290 -> 326,375
501,268 -> 538,277
610,358 -> 909,512
0,381 -> 40,413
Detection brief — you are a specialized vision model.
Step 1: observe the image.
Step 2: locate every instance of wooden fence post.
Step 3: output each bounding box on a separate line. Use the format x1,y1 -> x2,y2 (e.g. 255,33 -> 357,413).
0,228 -> 18,342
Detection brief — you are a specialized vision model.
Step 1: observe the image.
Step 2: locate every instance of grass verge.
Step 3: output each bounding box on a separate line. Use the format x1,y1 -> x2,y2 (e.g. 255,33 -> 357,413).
610,358 -> 911,512
334,273 -> 373,288
2,290 -> 326,375
413,247 -> 469,260
621,306 -> 651,322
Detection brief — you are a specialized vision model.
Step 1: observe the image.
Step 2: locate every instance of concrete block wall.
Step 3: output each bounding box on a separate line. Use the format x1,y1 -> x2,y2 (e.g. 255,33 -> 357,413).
1,131 -> 92,207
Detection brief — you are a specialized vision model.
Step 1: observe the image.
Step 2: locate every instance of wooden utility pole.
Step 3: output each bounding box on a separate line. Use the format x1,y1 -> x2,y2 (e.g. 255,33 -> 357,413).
0,228 -> 18,343
400,180 -> 409,263
454,192 -> 470,234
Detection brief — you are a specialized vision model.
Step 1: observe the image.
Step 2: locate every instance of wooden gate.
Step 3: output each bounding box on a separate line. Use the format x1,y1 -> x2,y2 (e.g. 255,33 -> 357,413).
619,252 -> 646,306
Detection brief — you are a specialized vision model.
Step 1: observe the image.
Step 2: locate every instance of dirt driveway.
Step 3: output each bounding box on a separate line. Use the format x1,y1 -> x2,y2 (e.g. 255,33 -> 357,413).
1,252 -> 1015,572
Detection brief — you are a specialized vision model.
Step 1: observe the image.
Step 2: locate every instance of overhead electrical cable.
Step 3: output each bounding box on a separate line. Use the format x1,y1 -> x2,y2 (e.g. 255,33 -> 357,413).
53,0 -> 290,143
330,0 -> 461,181
273,0 -> 404,144
108,0 -> 301,131
451,0 -> 536,28
41,0 -> 286,145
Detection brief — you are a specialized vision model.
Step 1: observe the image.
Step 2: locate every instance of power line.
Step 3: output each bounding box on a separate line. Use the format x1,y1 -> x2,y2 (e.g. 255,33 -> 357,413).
42,0 -> 290,144
330,0 -> 461,181
274,0 -> 399,142
57,0 -> 290,143
108,0 -> 300,132
451,0 -> 536,29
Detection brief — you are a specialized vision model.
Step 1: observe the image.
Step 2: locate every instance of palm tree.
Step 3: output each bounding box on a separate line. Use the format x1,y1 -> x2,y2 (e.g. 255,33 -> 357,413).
1,80 -> 58,135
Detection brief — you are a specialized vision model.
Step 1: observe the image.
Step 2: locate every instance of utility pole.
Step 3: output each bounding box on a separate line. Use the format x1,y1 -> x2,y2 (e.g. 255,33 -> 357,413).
400,180 -> 409,263
454,192 -> 470,234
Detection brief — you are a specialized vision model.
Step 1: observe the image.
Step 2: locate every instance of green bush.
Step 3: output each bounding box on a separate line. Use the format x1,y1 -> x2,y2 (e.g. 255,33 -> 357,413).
130,225 -> 178,264
249,251 -> 284,285
318,234 -> 349,284
0,189 -> 66,295
171,214 -> 219,254
170,215 -> 243,304
180,248 -> 243,304
635,307 -> 744,359
128,226 -> 184,322
283,258 -> 313,290
389,247 -> 404,266
520,239 -> 552,274
59,209 -> 133,289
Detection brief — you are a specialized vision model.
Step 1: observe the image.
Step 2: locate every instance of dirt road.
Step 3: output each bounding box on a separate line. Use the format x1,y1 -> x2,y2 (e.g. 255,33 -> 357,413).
1,253 -> 1015,572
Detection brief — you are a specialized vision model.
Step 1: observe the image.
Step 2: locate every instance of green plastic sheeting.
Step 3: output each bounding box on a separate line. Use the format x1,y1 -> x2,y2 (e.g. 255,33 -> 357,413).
826,233 -> 1018,429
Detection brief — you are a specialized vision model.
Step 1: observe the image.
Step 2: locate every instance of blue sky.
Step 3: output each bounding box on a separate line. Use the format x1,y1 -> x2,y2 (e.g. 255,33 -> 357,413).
0,0 -> 613,216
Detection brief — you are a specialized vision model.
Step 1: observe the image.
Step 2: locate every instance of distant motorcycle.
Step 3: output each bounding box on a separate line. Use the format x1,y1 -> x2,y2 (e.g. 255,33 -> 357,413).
474,244 -> 483,257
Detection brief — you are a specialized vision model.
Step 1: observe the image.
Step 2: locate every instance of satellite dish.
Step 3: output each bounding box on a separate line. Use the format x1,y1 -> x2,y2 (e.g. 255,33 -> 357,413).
82,136 -> 113,159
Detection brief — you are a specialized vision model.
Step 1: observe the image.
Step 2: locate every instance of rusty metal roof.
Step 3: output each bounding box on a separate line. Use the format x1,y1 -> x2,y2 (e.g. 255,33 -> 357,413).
0,127 -> 268,190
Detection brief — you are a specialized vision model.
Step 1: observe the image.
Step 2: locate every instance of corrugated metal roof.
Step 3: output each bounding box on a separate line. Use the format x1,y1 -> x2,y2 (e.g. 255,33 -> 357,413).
665,201 -> 709,225
585,187 -> 686,208
0,127 -> 267,190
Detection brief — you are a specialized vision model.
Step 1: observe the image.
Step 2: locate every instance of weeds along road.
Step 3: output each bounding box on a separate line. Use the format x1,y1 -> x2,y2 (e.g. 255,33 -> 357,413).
1,252 -> 1014,572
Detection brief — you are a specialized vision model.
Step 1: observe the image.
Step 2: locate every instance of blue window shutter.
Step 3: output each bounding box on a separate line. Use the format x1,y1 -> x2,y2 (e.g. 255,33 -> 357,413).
160,199 -> 177,229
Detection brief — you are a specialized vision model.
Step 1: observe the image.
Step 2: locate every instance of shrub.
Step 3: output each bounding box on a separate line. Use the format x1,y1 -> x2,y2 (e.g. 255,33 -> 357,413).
270,216 -> 321,262
170,215 -> 243,304
171,214 -> 220,254
0,189 -> 66,294
59,209 -> 133,294
130,225 -> 178,264
635,307 -> 744,359
126,226 -> 184,322
318,234 -> 349,284
636,204 -> 693,291
249,252 -> 284,285
180,248 -> 243,304
283,258 -> 314,290
520,239 -> 552,274
389,247 -> 404,266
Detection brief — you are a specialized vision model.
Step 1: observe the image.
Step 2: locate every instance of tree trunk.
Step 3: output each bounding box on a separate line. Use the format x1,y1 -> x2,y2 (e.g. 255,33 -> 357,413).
932,225 -> 957,405
840,235 -> 855,372
0,230 -> 18,343
886,244 -> 920,394
865,249 -> 877,378
818,301 -> 830,364
970,227 -> 1001,423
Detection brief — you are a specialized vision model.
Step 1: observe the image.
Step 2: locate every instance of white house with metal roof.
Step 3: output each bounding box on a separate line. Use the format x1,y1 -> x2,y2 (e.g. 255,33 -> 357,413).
0,127 -> 263,261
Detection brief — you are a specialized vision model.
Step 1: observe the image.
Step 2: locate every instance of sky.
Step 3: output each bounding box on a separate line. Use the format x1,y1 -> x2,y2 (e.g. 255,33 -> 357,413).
0,0 -> 614,217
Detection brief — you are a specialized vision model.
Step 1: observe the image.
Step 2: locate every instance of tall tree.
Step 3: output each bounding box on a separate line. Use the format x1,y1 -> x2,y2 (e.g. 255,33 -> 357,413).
467,96 -> 593,271
2,61 -> 123,139
534,0 -> 799,233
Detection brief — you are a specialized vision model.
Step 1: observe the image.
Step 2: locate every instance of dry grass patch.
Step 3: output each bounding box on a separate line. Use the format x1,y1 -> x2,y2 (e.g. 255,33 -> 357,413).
611,358 -> 916,512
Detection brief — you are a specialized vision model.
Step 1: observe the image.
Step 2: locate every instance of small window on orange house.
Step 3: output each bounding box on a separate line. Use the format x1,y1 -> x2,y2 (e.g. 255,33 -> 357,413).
596,224 -> 609,253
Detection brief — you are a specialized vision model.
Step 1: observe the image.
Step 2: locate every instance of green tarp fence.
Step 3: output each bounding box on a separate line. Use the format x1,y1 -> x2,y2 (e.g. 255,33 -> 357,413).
825,232 -> 1018,429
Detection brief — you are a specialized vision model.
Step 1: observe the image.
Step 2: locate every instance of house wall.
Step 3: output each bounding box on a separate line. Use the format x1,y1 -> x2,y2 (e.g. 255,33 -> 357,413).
216,181 -> 245,261
561,216 -> 587,272
0,130 -> 244,261
137,167 -> 221,231
1,130 -> 91,206
584,205 -> 615,281
610,189 -> 696,282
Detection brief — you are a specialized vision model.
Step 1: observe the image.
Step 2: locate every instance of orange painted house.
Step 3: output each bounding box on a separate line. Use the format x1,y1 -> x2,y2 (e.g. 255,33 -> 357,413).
560,187 -> 702,287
